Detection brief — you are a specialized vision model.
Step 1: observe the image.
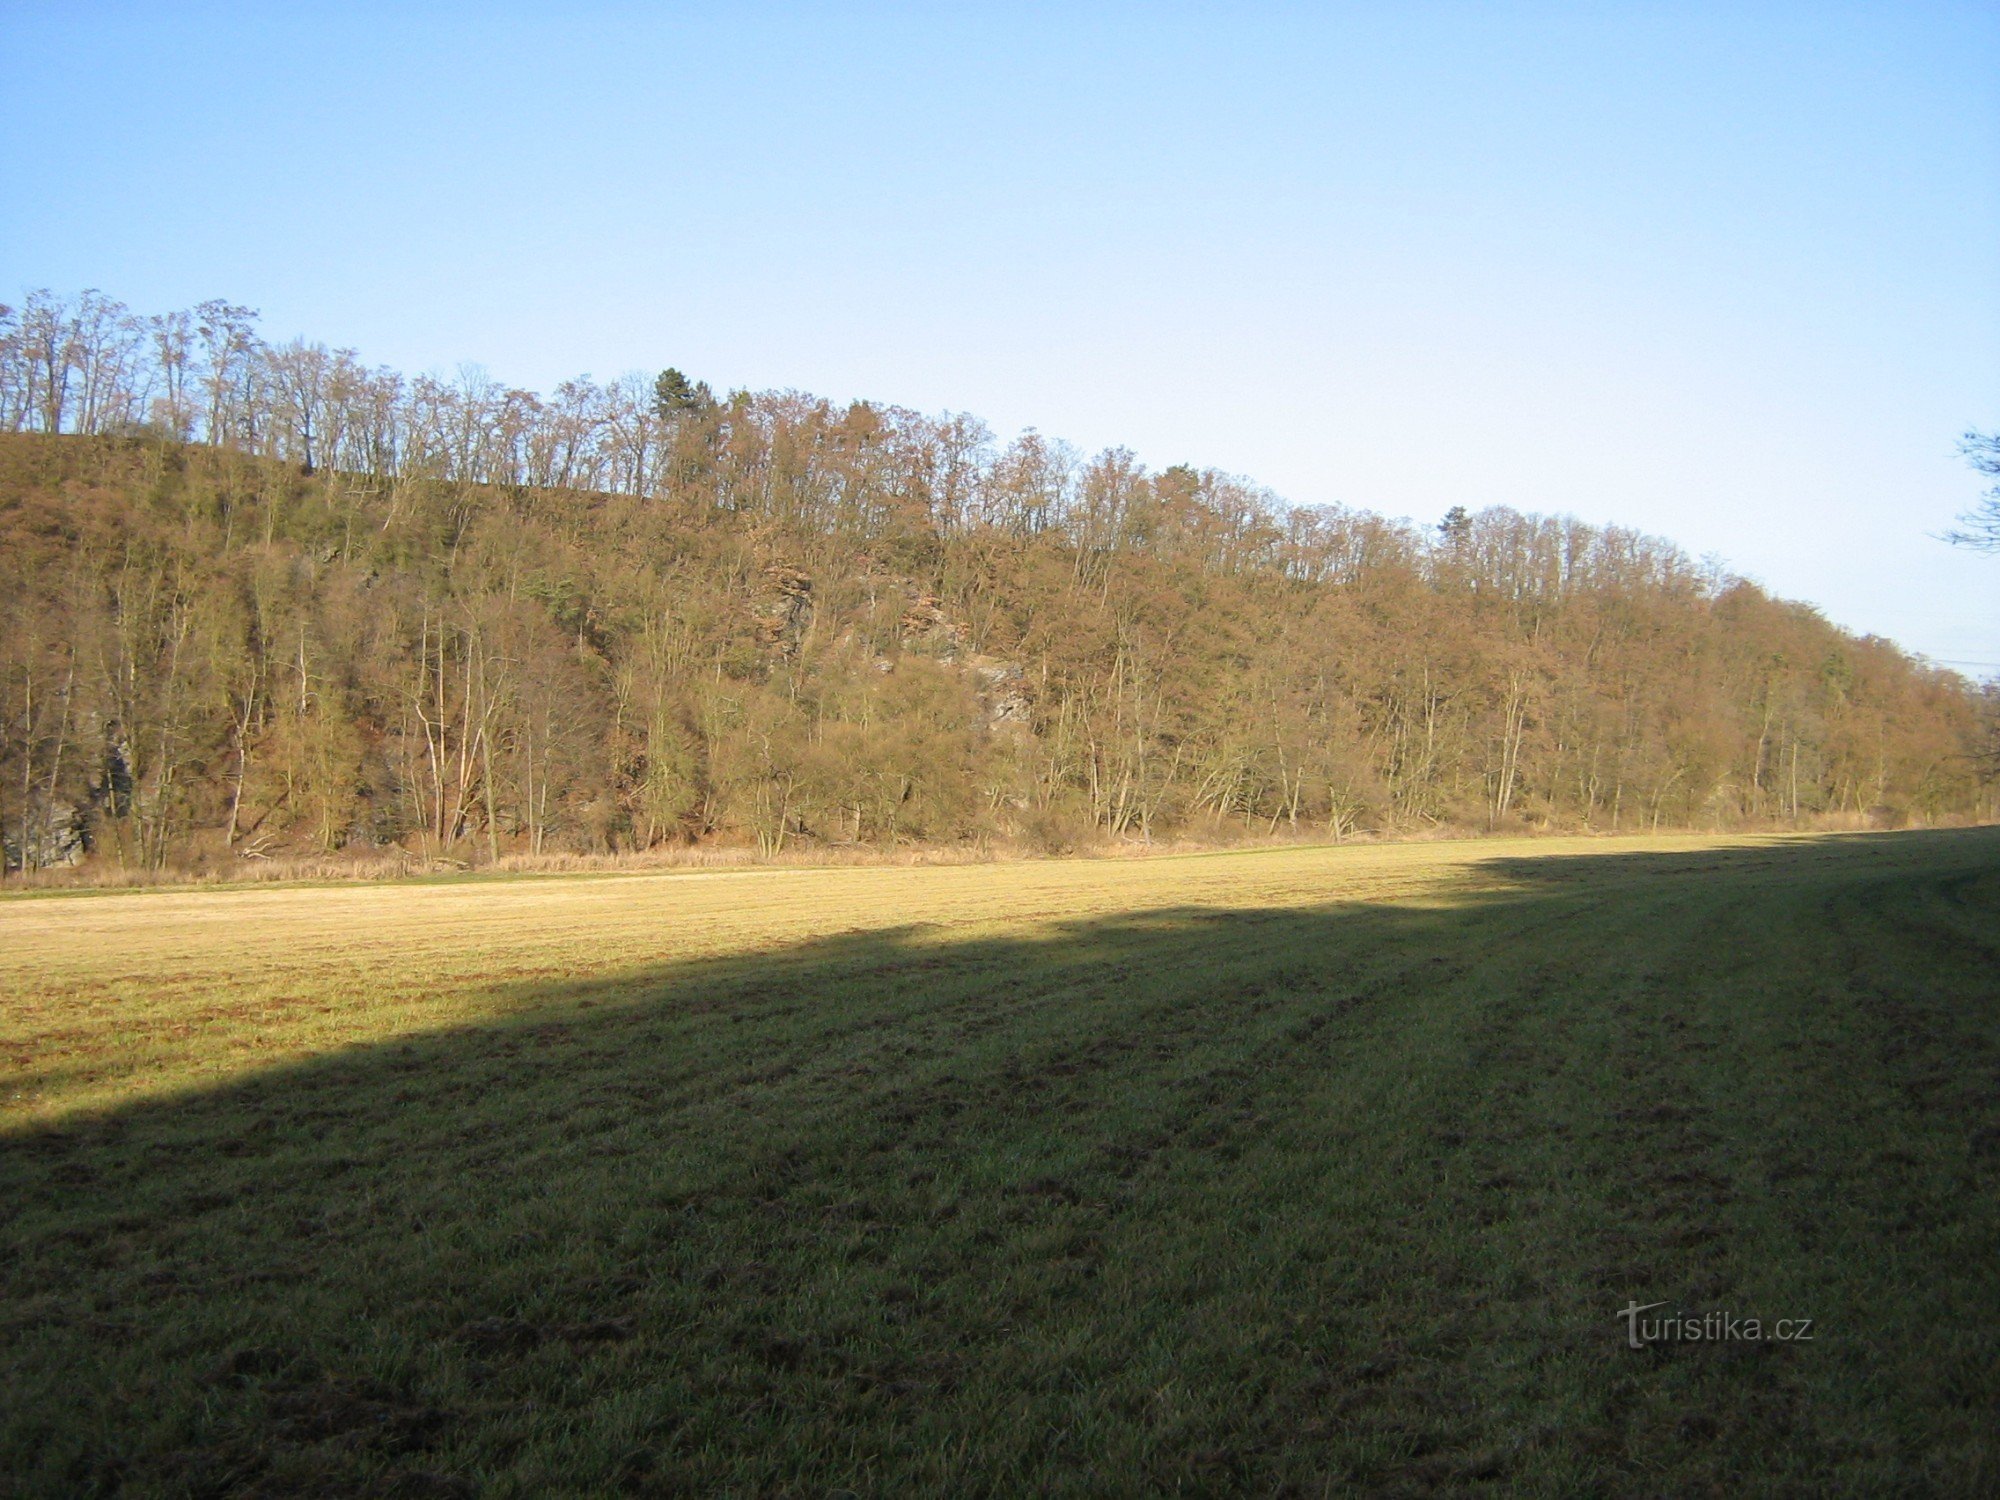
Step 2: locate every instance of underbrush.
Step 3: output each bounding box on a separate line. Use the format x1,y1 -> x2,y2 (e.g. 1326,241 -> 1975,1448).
1,806 -> 1977,893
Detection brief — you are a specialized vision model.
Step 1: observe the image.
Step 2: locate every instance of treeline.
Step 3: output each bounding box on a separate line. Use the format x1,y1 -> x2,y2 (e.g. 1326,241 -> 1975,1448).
1,287 -> 1992,874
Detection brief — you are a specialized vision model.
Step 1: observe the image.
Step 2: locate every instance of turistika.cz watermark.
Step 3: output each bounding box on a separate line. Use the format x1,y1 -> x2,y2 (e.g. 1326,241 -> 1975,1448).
1618,1301 -> 1814,1349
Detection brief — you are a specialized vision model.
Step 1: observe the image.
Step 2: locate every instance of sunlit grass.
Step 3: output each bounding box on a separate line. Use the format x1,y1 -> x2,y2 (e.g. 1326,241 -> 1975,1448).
3,834 -> 1604,1125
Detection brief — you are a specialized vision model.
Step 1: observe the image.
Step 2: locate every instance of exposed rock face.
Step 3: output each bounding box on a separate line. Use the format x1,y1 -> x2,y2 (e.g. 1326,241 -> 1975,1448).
897,592 -> 970,655
754,568 -> 1032,728
756,565 -> 815,658
3,800 -> 86,870
969,658 -> 1032,730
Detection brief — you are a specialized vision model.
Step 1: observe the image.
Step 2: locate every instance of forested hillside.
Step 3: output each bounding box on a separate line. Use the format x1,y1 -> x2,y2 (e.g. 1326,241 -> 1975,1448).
2,289 -> 1992,873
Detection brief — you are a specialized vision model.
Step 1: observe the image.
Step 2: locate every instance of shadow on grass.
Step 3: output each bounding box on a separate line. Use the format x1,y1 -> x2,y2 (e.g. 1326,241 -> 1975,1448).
1471,823 -> 2000,887
3,828 -> 1997,1495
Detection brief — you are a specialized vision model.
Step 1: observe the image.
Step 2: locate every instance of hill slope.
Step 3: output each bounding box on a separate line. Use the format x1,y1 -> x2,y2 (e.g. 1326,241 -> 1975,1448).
1,286 -> 1992,873
2,429 -> 1987,876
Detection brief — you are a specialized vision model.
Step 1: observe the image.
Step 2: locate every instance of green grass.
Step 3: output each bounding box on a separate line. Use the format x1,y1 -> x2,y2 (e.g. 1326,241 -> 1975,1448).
3,830 -> 1997,1495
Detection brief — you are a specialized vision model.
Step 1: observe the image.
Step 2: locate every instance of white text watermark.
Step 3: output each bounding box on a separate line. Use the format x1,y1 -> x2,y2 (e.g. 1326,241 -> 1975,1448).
1618,1301 -> 1814,1349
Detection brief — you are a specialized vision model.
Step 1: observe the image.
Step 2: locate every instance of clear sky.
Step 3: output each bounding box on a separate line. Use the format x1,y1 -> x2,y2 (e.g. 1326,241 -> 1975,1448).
5,2 -> 1997,670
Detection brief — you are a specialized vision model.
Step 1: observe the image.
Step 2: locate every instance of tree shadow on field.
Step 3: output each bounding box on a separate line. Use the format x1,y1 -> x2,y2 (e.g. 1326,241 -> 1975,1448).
1472,824 -> 2000,894
2,828 -> 1997,1496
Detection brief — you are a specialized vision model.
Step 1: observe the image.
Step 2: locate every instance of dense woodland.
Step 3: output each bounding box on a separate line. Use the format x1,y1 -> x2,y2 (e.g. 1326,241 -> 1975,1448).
2,288 -> 1993,873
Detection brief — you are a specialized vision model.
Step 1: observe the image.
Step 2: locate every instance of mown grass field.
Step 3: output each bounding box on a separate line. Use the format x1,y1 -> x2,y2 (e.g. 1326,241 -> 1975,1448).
3,830 -> 1997,1496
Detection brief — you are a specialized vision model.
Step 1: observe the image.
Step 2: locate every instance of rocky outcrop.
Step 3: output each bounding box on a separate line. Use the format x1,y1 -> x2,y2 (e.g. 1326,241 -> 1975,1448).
756,565 -> 815,659
3,799 -> 86,870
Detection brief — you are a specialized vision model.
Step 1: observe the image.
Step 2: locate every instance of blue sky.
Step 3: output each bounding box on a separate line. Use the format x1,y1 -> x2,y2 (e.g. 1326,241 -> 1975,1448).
5,2 -> 1997,668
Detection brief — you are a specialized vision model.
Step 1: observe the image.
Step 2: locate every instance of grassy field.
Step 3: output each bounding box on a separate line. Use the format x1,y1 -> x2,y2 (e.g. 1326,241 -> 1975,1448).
3,829 -> 1997,1496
